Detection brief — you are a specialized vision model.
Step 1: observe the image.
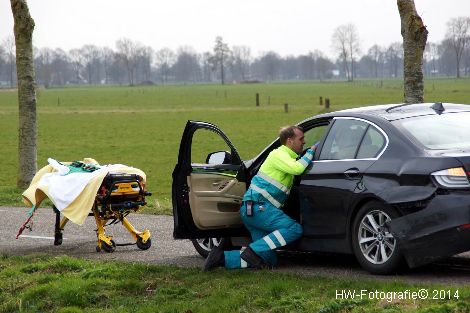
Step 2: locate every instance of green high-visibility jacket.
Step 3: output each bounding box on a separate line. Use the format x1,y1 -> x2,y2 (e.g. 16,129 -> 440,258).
243,145 -> 314,207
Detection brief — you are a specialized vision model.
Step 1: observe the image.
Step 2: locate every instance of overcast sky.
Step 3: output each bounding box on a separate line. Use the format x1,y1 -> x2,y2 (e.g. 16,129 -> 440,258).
1,0 -> 469,57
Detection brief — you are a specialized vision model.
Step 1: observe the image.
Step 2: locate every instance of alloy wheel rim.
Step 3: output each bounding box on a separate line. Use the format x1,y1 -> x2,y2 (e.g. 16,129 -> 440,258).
358,210 -> 396,265
196,237 -> 221,252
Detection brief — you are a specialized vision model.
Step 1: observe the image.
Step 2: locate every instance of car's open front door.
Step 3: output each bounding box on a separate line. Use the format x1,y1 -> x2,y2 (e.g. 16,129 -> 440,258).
172,121 -> 247,239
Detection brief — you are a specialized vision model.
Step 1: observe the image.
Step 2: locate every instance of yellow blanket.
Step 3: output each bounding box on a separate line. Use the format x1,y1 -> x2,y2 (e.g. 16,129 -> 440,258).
22,158 -> 146,225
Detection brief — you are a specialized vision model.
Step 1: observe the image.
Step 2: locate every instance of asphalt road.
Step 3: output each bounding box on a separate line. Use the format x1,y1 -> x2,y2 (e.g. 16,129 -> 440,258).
2,206 -> 470,285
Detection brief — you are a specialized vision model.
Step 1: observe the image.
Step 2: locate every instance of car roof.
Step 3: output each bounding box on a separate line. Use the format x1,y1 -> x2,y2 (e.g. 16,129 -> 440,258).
311,103 -> 470,122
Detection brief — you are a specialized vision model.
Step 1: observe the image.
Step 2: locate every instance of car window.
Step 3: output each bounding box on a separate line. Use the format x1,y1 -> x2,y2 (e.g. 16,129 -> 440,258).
319,119 -> 368,160
304,124 -> 329,147
393,112 -> 470,150
356,126 -> 386,158
191,129 -> 233,164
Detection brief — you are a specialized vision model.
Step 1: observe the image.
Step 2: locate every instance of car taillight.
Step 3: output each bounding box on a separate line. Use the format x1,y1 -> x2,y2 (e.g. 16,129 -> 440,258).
431,167 -> 470,189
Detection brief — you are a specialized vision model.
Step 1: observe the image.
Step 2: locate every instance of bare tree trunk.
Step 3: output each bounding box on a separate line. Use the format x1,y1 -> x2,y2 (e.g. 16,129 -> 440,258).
349,43 -> 355,82
220,57 -> 225,85
342,54 -> 350,81
397,0 -> 428,103
10,56 -> 15,88
11,0 -> 37,188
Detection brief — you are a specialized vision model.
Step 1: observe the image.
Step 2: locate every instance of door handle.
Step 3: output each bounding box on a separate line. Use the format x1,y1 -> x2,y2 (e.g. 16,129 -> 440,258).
344,168 -> 361,179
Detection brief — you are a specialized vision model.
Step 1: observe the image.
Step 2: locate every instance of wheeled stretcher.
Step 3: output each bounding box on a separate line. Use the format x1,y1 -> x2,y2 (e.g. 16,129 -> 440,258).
53,172 -> 152,252
18,158 -> 153,253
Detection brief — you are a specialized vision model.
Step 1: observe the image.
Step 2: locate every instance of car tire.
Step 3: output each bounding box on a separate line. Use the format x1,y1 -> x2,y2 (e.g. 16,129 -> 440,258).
191,237 -> 230,258
352,201 -> 404,275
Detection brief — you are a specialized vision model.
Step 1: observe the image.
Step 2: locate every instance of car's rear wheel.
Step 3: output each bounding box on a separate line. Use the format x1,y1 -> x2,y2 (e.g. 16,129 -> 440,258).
352,201 -> 404,274
191,237 -> 225,258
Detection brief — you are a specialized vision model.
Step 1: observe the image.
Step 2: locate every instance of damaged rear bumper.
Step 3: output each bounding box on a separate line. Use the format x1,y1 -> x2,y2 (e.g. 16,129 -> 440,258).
388,194 -> 470,268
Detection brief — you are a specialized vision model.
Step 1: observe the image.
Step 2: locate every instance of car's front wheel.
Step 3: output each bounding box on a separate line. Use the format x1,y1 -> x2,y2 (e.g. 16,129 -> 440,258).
352,201 -> 404,274
191,237 -> 225,258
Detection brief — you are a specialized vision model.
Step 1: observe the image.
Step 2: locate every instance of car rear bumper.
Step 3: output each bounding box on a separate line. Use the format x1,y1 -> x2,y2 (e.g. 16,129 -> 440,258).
388,194 -> 470,268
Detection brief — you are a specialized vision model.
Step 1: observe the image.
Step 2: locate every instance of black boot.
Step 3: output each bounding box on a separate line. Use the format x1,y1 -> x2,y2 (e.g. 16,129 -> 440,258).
240,247 -> 271,269
203,245 -> 225,271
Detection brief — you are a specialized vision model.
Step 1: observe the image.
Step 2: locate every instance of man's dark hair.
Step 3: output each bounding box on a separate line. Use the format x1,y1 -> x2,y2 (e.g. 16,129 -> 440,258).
279,125 -> 303,145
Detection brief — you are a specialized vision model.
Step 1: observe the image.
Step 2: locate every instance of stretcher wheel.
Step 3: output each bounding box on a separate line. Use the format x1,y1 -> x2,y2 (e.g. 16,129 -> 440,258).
136,237 -> 151,250
100,240 -> 116,253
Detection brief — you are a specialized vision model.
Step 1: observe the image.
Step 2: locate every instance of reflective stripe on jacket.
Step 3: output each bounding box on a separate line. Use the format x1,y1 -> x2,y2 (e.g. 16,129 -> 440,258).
243,145 -> 314,208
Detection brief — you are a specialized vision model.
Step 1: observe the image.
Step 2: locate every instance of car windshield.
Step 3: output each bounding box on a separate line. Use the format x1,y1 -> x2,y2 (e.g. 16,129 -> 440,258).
393,112 -> 470,150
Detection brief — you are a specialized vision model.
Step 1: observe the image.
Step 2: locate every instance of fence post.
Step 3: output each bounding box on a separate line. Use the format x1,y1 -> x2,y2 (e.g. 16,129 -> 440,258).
325,98 -> 330,109
284,103 -> 288,113
256,93 -> 260,106
319,96 -> 323,106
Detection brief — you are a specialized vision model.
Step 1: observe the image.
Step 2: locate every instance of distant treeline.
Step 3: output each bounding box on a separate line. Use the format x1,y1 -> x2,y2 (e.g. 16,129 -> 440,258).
0,19 -> 469,87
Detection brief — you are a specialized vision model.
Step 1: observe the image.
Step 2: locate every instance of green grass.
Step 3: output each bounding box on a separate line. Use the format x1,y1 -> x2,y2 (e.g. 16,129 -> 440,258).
1,81 -> 470,312
1,79 -> 470,213
0,254 -> 468,313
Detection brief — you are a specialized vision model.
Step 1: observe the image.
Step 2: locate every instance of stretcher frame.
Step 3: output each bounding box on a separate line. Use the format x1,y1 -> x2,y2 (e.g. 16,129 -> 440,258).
53,173 -> 152,252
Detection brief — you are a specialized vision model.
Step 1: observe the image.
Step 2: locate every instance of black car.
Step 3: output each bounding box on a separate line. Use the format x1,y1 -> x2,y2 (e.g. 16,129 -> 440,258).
172,102 -> 470,274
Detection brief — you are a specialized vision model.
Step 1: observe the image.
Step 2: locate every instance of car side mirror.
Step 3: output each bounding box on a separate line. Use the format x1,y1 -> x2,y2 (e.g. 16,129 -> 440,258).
206,151 -> 232,165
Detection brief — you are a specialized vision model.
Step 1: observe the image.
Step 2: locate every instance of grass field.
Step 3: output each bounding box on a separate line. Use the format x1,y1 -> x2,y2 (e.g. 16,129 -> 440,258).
0,254 -> 468,313
1,78 -> 470,213
1,79 -> 470,312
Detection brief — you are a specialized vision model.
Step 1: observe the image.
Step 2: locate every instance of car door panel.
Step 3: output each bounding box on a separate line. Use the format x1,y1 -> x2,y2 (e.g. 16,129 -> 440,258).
188,170 -> 244,229
300,160 -> 374,237
173,121 -> 247,239
299,117 -> 387,239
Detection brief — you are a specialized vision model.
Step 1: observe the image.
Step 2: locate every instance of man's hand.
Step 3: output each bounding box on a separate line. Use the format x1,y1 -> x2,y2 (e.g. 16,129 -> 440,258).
310,141 -> 319,151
